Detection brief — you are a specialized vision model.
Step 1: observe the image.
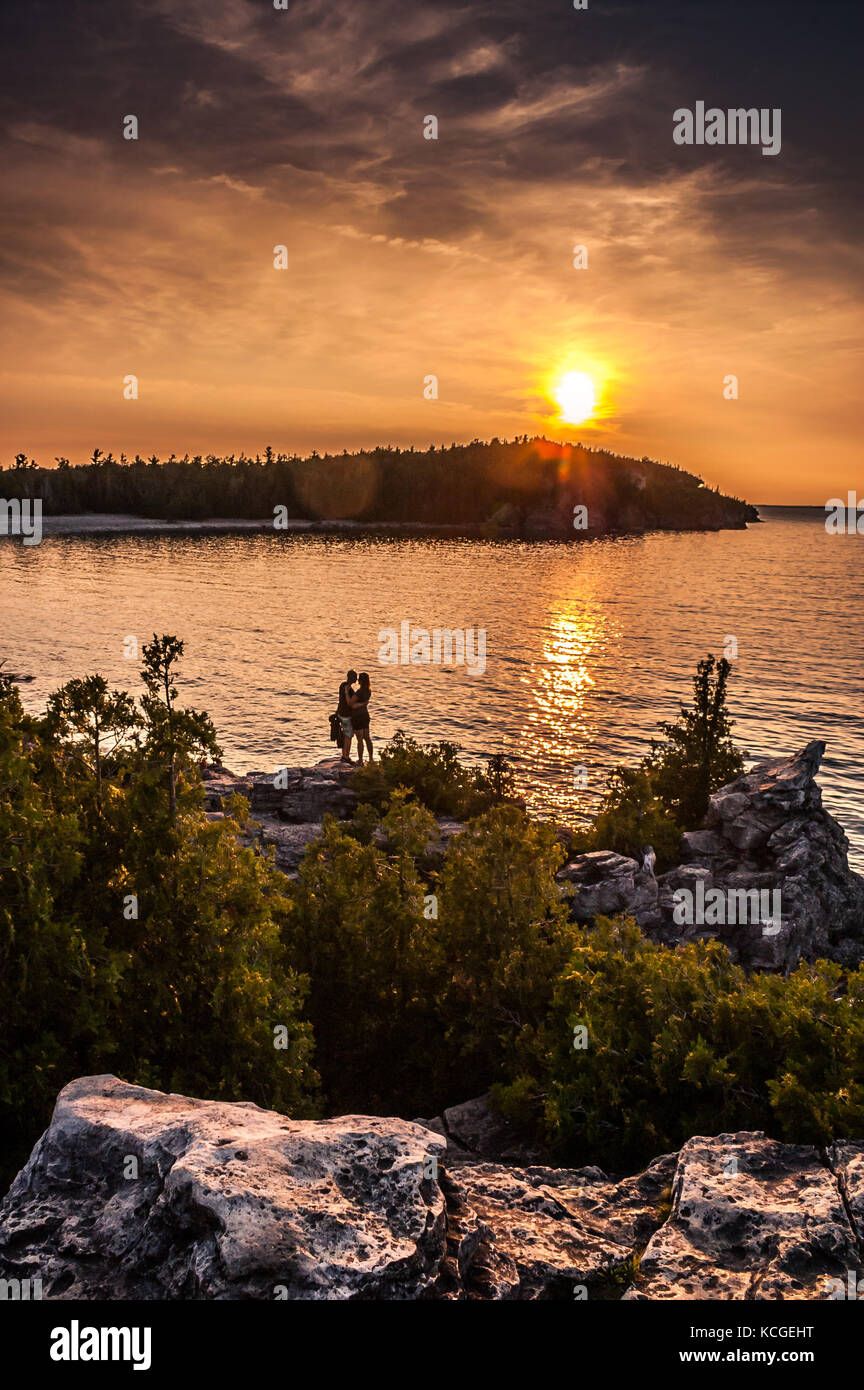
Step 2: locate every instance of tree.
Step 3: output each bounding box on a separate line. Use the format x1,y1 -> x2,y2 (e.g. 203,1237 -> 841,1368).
139,635 -> 219,823
47,676 -> 139,808
0,657 -> 317,1189
0,681 -> 118,1183
646,654 -> 745,827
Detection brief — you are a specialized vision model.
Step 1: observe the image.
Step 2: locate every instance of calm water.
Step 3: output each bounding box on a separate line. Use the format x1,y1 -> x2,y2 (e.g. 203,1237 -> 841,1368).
3,508 -> 863,867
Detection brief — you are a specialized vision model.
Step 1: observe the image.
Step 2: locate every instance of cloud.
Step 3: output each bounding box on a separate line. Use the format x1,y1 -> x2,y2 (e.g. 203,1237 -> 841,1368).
0,0 -> 860,500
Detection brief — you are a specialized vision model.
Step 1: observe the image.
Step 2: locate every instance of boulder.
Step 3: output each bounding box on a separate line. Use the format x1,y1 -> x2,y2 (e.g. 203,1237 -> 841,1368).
0,1076 -> 446,1301
625,1132 -> 861,1301
424,1093 -> 543,1166
3,1078 -> 864,1301
556,851 -> 659,924
247,822 -> 324,877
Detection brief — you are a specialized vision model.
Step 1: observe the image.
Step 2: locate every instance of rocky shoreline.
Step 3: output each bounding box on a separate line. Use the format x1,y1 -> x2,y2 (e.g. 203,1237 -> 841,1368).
1,1075 -> 860,1301
203,740 -> 864,973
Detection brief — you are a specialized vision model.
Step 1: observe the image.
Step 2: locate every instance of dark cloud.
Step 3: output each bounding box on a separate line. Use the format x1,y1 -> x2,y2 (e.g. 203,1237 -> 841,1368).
0,0 -> 859,494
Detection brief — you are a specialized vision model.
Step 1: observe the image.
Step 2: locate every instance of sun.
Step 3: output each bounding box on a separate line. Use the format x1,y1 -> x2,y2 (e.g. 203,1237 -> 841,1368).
554,371 -> 596,424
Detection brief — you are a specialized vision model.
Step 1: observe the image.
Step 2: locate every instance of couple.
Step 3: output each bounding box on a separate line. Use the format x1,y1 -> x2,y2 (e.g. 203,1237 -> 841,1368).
337,669 -> 373,765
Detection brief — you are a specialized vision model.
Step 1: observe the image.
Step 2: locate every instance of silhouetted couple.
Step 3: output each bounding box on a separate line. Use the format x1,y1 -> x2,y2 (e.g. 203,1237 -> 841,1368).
337,669 -> 373,765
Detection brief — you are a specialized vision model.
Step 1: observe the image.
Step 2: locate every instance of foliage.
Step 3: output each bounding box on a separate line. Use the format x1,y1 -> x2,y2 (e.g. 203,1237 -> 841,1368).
494,917 -> 864,1171
282,811 -> 444,1113
5,643 -> 862,1202
282,800 -> 573,1115
575,765 -> 682,870
0,437 -> 756,529
580,653 -> 746,860
644,654 -> 746,826
0,643 -> 316,1192
352,731 -> 521,819
435,805 -> 574,1095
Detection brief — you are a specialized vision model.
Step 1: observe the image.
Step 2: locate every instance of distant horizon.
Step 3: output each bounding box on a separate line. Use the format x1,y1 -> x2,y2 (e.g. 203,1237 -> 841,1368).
1,436 -> 850,510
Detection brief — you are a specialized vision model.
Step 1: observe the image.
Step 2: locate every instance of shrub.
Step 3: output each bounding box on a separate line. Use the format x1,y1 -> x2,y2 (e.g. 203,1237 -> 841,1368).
436,805 -> 573,1094
352,731 -> 520,819
0,644 -> 317,1192
282,812 -> 445,1113
576,765 -> 682,870
494,917 -> 864,1171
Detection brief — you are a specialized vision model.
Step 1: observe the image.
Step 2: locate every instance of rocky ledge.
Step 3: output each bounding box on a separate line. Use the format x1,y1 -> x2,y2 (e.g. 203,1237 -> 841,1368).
205,743 -> 864,968
557,742 -> 864,970
1,1077 -> 862,1301
201,759 -> 465,876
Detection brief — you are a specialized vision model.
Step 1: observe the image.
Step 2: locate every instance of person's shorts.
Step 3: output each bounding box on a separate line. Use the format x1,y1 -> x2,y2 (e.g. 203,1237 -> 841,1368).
339,715 -> 353,739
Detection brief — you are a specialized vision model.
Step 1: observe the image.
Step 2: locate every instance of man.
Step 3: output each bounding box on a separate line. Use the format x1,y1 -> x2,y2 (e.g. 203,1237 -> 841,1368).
337,669 -> 357,763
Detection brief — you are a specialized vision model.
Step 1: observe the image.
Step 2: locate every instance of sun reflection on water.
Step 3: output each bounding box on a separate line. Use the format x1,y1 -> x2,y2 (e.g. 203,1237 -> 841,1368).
518,600 -> 616,828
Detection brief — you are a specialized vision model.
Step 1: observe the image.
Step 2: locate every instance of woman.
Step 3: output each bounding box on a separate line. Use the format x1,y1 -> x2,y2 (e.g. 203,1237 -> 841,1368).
337,668 -> 358,764
349,672 -> 373,764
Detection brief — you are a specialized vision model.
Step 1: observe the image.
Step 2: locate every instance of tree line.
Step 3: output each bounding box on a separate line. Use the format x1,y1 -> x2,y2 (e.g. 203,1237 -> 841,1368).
0,437 -> 755,529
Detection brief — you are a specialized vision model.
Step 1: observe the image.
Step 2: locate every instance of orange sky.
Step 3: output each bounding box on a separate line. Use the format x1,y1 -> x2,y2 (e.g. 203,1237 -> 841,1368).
1,0 -> 861,504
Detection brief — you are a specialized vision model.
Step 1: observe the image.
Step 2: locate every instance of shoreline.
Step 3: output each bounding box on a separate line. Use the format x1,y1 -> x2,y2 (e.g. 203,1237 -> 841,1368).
34,512 -> 762,539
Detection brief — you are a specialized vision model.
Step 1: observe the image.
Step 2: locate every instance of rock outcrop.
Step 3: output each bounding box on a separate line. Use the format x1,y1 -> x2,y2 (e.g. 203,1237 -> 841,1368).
3,1077 -> 863,1301
201,761 -> 467,877
203,762 -> 358,823
557,743 -> 864,970
624,1132 -> 860,1300
0,1076 -> 447,1300
202,762 -> 357,875
557,850 -> 660,925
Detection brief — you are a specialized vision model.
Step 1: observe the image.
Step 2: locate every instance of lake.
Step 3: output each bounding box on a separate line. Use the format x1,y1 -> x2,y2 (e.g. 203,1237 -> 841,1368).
3,507 -> 862,868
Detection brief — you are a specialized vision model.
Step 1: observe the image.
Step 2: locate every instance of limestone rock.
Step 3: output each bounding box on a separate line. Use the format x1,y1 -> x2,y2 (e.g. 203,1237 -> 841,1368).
0,1076 -> 446,1301
3,1079 -> 864,1301
556,850 -> 659,924
201,763 -> 357,824
450,1152 -> 676,1299
624,1132 -> 861,1300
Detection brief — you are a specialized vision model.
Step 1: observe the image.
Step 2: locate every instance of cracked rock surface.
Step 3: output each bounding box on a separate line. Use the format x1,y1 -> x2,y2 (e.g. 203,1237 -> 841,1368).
557,743 -> 864,970
2,1079 -> 863,1301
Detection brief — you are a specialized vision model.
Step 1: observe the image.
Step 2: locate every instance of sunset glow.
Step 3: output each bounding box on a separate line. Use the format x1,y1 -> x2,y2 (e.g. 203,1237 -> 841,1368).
553,371 -> 596,425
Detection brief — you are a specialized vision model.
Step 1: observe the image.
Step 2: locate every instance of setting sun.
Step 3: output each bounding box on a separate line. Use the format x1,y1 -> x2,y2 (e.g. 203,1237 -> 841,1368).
554,371 -> 596,425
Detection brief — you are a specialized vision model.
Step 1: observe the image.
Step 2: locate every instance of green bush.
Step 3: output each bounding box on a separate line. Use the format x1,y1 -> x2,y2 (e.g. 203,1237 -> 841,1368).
283,799 -> 573,1115
494,917 -> 864,1171
282,807 -> 445,1113
436,805 -> 573,1095
0,643 -> 316,1192
352,731 -> 520,819
574,765 -> 682,870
